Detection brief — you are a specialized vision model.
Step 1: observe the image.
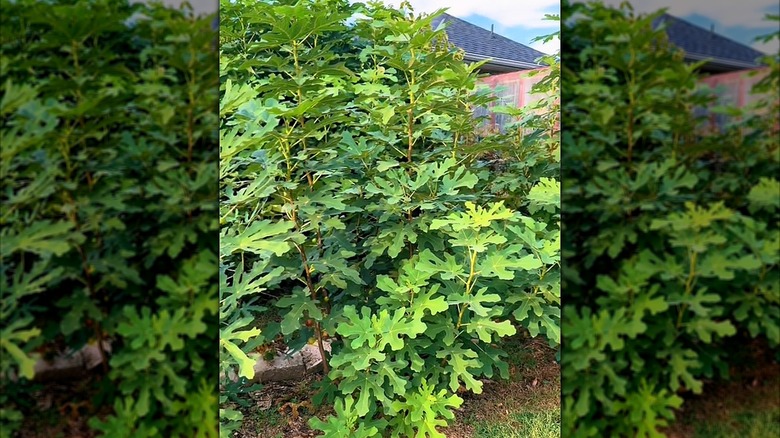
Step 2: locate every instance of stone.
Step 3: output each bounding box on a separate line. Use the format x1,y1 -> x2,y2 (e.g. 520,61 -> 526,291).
81,341 -> 111,369
32,352 -> 84,382
252,350 -> 305,383
301,341 -> 332,375
31,340 -> 112,382
219,368 -> 238,383
240,340 -> 334,384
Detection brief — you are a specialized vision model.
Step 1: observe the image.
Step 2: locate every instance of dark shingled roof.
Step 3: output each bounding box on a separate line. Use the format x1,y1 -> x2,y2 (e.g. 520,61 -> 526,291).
653,13 -> 766,70
431,13 -> 547,69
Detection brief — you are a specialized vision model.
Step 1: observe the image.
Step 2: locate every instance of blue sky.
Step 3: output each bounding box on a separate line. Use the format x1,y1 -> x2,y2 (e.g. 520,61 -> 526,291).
363,1 -> 561,54
602,0 -> 780,55
154,0 -> 778,57
149,0 -> 562,53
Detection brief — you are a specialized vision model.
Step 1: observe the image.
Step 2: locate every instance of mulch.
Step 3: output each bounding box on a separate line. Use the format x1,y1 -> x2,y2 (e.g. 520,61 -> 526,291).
13,373 -> 110,438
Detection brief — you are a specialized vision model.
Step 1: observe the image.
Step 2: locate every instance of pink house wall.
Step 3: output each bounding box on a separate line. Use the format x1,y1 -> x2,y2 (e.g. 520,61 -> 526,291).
695,67 -> 774,133
475,67 -> 773,134
476,67 -> 556,132
697,67 -> 769,108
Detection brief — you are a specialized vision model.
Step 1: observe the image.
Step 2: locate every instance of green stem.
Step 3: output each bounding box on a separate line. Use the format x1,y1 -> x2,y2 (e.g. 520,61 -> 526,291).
676,249 -> 698,329
456,249 -> 479,329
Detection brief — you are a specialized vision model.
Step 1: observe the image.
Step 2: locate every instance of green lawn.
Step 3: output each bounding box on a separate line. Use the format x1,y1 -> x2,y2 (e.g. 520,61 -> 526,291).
469,409 -> 561,438
691,410 -> 780,438
663,338 -> 779,438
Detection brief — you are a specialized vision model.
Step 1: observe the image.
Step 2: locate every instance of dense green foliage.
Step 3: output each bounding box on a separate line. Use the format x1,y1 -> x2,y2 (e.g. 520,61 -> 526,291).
1,1 -> 218,436
218,0 -> 560,436
561,1 -> 780,436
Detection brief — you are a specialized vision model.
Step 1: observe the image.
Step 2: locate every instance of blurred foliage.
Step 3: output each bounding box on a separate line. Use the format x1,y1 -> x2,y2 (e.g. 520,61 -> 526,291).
0,0 -> 218,436
561,1 -> 779,436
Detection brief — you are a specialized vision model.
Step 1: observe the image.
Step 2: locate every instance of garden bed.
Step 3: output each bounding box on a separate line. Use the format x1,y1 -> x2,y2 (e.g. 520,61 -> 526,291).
229,332 -> 560,438
663,337 -> 780,438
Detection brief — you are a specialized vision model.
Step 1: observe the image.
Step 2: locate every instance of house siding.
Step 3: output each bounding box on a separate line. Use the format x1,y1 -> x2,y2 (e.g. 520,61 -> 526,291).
476,67 -> 555,132
695,67 -> 773,133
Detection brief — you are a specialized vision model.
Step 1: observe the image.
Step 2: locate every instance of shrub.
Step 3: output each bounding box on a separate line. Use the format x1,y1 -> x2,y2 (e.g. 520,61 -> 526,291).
218,0 -> 560,436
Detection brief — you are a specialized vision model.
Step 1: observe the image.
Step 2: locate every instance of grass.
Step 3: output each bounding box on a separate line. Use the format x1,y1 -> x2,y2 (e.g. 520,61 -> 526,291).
663,337 -> 780,438
432,332 -> 561,438
469,409 -> 560,438
691,410 -> 780,438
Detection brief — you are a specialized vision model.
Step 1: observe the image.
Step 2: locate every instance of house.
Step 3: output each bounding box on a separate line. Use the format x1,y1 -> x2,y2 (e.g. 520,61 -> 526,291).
693,66 -> 773,134
431,13 -> 548,75
651,15 -> 772,132
426,13 -> 554,132
473,67 -> 554,132
653,13 -> 767,73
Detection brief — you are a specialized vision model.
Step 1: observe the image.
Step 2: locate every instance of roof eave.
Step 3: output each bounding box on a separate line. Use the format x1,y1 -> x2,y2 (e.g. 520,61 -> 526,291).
684,52 -> 761,70
463,53 -> 543,70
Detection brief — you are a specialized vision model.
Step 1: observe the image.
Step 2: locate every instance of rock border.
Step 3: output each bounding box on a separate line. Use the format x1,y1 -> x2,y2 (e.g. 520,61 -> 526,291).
221,341 -> 332,385
6,340 -> 112,383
